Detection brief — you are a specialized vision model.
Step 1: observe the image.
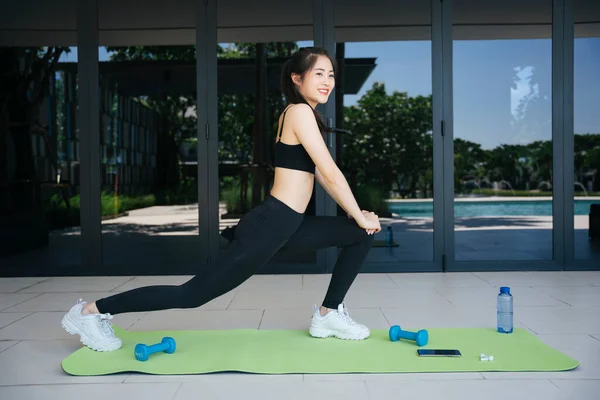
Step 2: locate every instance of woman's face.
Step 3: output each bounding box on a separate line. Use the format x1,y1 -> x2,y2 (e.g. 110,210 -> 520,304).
293,55 -> 335,108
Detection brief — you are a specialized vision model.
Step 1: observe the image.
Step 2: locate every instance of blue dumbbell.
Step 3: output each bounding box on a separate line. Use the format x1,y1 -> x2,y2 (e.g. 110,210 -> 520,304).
389,325 -> 429,347
134,337 -> 176,361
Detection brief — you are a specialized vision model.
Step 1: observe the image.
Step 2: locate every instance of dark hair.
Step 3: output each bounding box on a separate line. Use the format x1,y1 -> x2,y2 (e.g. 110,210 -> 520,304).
280,47 -> 337,134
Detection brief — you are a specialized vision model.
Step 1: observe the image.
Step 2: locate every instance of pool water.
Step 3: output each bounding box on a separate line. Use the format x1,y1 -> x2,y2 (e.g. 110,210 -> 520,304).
387,199 -> 598,218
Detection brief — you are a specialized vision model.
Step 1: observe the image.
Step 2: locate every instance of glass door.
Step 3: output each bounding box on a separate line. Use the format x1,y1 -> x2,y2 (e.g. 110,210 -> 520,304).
449,0 -> 556,267
331,0 -> 443,272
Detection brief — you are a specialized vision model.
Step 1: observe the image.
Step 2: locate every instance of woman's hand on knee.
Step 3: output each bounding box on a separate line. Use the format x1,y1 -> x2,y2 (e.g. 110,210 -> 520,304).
354,210 -> 381,235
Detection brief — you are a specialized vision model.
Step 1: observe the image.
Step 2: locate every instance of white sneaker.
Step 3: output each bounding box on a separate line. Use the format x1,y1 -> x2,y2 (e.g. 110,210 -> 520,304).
309,302 -> 370,340
61,299 -> 122,352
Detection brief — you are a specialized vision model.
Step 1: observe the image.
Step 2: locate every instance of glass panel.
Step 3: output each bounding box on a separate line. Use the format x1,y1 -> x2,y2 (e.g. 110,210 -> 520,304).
334,0 -> 433,262
574,0 -> 600,260
1,46 -> 81,270
452,0 -> 553,261
99,45 -> 199,268
216,41 -> 317,265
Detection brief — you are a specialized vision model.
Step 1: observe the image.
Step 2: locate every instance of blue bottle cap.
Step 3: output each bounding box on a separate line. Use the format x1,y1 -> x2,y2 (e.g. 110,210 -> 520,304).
500,286 -> 510,294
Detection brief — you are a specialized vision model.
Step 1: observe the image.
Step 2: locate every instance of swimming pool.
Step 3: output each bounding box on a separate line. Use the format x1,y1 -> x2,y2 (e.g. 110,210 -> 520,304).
387,199 -> 598,217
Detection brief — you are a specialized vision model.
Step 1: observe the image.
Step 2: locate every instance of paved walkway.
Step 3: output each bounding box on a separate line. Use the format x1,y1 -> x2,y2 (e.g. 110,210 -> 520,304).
3,203 -> 598,267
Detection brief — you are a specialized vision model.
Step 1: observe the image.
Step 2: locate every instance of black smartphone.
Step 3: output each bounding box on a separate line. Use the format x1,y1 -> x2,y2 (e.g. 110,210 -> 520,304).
417,349 -> 461,357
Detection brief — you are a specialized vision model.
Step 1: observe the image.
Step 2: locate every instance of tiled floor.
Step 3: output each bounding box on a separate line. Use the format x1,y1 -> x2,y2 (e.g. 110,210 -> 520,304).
0,271 -> 599,399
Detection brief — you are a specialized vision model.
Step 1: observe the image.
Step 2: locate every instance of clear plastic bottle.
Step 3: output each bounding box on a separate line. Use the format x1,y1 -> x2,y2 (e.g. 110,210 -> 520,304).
497,286 -> 513,333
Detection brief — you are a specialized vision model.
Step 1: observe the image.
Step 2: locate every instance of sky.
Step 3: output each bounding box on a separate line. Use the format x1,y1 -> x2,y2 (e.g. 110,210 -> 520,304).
59,37 -> 599,150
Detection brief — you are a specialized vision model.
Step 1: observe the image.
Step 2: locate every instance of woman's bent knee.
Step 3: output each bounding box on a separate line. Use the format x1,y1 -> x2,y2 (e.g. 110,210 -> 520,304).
349,222 -> 376,245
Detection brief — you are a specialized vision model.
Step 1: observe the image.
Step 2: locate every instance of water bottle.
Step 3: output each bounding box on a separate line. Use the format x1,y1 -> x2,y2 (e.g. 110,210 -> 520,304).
385,226 -> 393,247
497,286 -> 513,334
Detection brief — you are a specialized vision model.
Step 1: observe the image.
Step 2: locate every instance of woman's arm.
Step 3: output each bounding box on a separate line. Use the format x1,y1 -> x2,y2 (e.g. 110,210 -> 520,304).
315,166 -> 348,214
287,104 -> 366,224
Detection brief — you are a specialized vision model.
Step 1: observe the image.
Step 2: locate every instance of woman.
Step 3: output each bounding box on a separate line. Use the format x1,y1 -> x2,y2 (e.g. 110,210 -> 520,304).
61,47 -> 382,352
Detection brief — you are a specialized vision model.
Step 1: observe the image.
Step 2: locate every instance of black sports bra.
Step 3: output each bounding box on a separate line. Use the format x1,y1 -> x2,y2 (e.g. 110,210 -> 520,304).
273,107 -> 315,174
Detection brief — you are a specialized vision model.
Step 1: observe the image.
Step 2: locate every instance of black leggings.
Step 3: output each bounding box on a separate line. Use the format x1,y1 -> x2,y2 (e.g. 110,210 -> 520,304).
96,194 -> 374,315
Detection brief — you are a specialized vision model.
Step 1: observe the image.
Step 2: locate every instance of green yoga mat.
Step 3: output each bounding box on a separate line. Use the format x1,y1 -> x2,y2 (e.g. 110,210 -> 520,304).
62,326 -> 579,376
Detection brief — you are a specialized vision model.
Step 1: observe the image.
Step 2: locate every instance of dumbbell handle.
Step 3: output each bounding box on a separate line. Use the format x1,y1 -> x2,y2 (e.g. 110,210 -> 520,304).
145,341 -> 169,353
398,330 -> 418,340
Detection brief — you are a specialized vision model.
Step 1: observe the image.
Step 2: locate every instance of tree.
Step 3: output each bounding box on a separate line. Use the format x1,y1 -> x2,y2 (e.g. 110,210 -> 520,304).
454,138 -> 486,192
105,46 -> 197,191
341,82 -> 433,200
0,47 -> 67,213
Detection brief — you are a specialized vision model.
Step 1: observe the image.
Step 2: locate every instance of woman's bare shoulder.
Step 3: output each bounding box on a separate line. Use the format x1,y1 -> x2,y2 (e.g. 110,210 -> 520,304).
284,103 -> 313,118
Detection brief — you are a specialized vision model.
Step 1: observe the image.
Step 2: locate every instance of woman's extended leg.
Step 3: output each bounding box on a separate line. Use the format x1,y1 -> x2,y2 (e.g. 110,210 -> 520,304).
61,195 -> 304,351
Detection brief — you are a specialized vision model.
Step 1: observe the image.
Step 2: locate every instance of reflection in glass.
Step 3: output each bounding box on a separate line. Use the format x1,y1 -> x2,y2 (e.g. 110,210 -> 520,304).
216,42 -> 317,264
453,0 -> 553,261
335,41 -> 433,262
98,46 -> 199,267
574,1 -> 600,260
1,46 -> 81,269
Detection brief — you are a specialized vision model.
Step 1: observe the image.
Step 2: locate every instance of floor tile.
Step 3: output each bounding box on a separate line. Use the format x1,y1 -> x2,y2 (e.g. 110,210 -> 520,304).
173,381 -> 370,400
515,307 -> 600,334
125,372 -> 302,383
434,286 -> 567,308
0,293 -> 42,311
0,277 -> 49,293
0,311 -> 145,340
0,340 -> 127,385
0,340 -> 18,353
563,271 -> 600,286
128,309 -> 263,331
19,277 -> 135,293
238,274 -> 302,291
344,288 -> 451,308
259,308 -> 389,330
0,383 -> 181,399
365,379 -> 560,400
228,288 -> 451,310
482,333 -> 600,379
303,273 -> 398,291
530,286 -> 600,307
388,272 -> 491,288
110,275 -> 193,291
3,292 -> 124,312
228,290 -> 330,310
472,271 -> 583,287
382,306 -> 498,329
3,290 -> 236,312
0,312 -> 30,329
550,379 -> 600,400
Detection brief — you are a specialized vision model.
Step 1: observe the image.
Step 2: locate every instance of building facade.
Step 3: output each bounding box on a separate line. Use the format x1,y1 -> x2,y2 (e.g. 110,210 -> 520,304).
0,0 -> 598,276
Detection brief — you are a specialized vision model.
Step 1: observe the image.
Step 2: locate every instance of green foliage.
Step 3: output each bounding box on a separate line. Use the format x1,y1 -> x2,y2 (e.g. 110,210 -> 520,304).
353,184 -> 389,216
341,82 -> 433,200
106,46 -> 195,62
45,181 -> 198,229
220,178 -> 252,214
216,43 -> 299,163
218,42 -> 298,58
